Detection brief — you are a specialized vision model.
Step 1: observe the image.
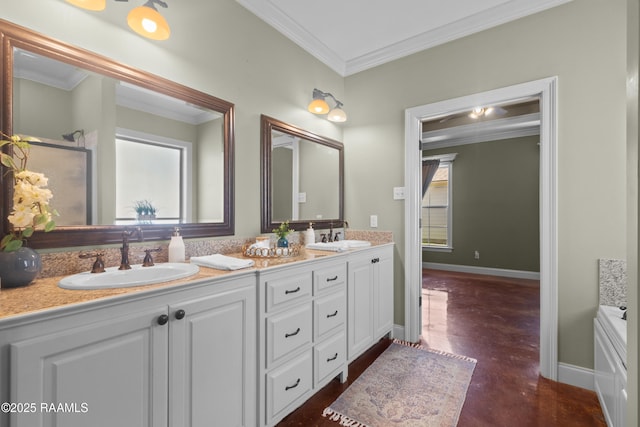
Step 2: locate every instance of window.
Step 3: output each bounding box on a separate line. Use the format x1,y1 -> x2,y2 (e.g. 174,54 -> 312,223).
115,137 -> 185,223
422,154 -> 455,250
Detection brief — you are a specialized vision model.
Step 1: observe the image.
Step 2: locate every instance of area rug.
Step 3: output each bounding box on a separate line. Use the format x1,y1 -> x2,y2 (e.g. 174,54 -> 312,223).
322,340 -> 476,427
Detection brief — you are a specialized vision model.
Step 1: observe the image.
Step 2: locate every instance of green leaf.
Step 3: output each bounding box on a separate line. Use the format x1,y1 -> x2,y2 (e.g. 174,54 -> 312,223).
0,153 -> 17,170
44,220 -> 56,232
22,227 -> 34,238
33,214 -> 47,226
4,239 -> 23,252
1,234 -> 13,247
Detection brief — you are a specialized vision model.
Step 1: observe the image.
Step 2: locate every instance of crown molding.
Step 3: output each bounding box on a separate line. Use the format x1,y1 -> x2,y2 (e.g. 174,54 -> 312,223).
236,0 -> 572,77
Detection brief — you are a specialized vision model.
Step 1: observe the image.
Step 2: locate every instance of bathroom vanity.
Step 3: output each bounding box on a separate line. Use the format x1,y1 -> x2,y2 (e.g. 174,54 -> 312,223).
594,305 -> 627,427
0,242 -> 394,427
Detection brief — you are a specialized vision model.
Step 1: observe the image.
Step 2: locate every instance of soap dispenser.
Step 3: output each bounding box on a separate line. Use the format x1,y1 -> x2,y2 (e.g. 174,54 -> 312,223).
305,222 -> 315,245
168,227 -> 185,263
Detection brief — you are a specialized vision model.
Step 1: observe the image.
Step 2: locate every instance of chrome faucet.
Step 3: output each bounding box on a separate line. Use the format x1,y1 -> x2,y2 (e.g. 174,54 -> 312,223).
119,227 -> 143,270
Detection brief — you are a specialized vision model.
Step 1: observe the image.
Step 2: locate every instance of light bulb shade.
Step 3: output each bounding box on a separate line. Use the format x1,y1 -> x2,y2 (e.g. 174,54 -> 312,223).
308,98 -> 330,114
327,107 -> 347,122
128,5 -> 171,40
66,0 -> 106,11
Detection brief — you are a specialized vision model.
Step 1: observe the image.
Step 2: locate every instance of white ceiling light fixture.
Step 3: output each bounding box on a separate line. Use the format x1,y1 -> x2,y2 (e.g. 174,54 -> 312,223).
66,0 -> 171,40
307,88 -> 347,123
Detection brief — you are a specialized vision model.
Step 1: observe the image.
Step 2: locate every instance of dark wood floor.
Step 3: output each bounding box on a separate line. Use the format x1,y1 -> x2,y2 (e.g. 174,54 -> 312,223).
277,269 -> 606,426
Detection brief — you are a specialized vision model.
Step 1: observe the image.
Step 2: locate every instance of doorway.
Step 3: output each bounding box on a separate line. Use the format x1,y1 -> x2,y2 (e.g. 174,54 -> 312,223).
403,77 -> 558,380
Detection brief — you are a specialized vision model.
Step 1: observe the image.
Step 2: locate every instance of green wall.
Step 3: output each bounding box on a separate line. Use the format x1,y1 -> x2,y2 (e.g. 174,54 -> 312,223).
423,136 -> 540,272
344,0 -> 627,376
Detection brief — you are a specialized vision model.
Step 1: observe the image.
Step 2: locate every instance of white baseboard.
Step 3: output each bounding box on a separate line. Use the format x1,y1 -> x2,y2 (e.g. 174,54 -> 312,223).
557,362 -> 594,391
392,324 -> 405,341
423,262 -> 540,281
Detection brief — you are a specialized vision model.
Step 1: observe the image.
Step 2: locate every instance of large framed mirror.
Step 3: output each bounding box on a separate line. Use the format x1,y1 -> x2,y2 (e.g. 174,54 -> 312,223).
261,115 -> 344,233
0,20 -> 234,248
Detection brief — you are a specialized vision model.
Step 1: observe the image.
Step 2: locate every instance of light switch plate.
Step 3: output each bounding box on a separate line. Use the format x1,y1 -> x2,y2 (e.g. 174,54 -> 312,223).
393,187 -> 405,200
370,215 -> 378,228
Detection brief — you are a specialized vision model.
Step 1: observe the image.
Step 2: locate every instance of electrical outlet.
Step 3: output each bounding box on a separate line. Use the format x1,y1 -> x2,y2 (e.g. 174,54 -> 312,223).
474,250 -> 480,260
370,215 -> 378,228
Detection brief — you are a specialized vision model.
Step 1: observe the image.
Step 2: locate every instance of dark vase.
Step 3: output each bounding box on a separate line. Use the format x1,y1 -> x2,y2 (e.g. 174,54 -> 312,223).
0,247 -> 42,288
277,237 -> 289,248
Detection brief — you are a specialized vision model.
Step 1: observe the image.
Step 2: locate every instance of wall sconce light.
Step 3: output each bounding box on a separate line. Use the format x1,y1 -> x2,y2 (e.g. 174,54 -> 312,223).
308,88 -> 347,122
66,0 -> 171,40
62,129 -> 85,144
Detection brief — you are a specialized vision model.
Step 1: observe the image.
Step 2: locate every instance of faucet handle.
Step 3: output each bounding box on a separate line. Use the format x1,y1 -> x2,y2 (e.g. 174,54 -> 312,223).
79,252 -> 106,273
142,248 -> 162,267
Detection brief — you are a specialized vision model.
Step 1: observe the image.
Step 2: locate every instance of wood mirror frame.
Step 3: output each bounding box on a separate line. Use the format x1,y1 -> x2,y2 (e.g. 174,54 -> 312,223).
0,20 -> 235,248
260,115 -> 344,233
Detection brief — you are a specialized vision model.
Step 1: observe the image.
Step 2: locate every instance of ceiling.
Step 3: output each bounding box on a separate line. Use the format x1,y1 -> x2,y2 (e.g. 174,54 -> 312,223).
235,0 -> 571,76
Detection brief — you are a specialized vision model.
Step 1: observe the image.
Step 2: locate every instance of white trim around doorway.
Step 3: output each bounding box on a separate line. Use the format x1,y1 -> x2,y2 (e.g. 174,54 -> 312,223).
404,77 -> 558,380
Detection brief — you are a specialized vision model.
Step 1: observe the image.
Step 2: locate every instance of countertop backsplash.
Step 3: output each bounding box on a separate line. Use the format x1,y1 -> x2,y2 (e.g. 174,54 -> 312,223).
598,258 -> 627,307
38,229 -> 393,279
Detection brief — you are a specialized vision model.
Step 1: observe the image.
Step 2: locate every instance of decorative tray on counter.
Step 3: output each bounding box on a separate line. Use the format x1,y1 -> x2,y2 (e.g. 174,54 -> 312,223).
241,243 -> 301,258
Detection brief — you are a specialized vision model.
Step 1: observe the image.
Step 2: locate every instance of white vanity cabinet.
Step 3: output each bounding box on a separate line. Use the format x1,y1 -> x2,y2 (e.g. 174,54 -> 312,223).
347,244 -> 394,361
258,258 -> 348,427
594,315 -> 627,427
1,273 -> 256,427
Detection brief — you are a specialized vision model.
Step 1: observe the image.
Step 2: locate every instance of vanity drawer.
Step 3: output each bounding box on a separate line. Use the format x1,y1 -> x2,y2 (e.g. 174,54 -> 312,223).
266,350 -> 313,423
267,303 -> 312,368
314,289 -> 346,340
265,272 -> 312,312
314,263 -> 346,294
314,332 -> 346,386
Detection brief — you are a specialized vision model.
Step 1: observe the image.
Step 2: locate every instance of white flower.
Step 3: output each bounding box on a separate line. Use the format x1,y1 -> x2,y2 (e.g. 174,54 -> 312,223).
15,170 -> 49,187
7,203 -> 35,228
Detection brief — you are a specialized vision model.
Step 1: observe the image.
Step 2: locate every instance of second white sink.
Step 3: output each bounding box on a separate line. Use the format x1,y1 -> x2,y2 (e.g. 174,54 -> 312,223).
306,240 -> 371,252
59,263 -> 200,290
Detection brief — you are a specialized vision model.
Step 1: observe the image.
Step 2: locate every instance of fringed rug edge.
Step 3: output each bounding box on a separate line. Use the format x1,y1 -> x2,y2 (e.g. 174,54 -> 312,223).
392,338 -> 478,364
322,407 -> 370,427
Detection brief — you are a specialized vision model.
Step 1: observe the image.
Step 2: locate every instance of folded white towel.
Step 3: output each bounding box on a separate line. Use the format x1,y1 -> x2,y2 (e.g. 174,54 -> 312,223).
190,254 -> 255,271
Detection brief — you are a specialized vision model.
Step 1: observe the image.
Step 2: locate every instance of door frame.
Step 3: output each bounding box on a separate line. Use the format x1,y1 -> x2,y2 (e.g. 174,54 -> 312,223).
404,77 -> 558,380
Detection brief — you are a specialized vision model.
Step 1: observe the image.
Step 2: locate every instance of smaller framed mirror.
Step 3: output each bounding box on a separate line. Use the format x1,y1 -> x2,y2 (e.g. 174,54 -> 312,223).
261,115 -> 344,233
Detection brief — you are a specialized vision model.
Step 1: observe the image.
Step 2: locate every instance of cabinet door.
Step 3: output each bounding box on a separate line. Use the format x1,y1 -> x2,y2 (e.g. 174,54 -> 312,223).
594,320 -> 616,427
10,307 -> 168,427
169,282 -> 256,427
347,256 -> 374,360
374,249 -> 394,339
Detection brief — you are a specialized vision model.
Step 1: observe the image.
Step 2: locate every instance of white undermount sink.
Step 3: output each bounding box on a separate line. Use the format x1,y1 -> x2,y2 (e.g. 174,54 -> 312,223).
59,263 -> 200,290
306,240 -> 372,252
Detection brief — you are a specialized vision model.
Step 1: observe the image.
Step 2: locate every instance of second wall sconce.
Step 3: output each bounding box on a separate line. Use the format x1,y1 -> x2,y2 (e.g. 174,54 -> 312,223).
308,88 -> 347,123
66,0 -> 171,41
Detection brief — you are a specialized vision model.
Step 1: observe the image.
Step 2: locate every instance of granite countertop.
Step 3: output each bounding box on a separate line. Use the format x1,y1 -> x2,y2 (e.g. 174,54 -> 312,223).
0,244 -> 391,321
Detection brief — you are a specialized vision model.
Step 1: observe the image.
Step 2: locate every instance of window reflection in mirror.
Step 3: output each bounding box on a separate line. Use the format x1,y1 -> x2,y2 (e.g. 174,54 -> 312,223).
1,19 -> 235,248
12,48 -> 225,226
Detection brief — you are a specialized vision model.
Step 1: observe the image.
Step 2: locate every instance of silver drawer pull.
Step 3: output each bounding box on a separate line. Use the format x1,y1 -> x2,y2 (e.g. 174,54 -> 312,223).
285,328 -> 301,338
285,378 -> 301,391
326,275 -> 339,282
327,353 -> 338,362
285,286 -> 301,295
326,310 -> 338,318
